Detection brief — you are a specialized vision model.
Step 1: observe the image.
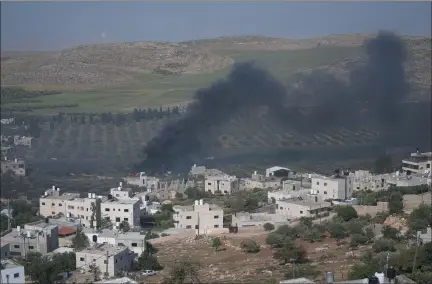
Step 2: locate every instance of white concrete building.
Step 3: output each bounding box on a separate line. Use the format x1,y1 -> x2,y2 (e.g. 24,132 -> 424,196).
110,183 -> 133,199
123,173 -> 159,191
76,243 -> 134,277
417,227 -> 432,244
205,175 -> 238,195
275,198 -> 332,219
265,166 -> 292,178
311,175 -> 353,200
351,170 -> 391,191
95,277 -> 137,284
83,228 -> 147,255
101,199 -> 141,227
385,172 -> 430,187
1,158 -> 26,176
231,212 -> 288,228
0,243 -> 10,259
173,199 -> 225,234
402,151 -> 432,175
1,259 -> 25,284
268,188 -> 310,203
13,135 -> 32,148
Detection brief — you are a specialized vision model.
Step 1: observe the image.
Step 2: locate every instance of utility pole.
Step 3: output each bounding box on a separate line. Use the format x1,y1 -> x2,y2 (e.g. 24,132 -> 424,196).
105,251 -> 109,277
7,199 -> 11,230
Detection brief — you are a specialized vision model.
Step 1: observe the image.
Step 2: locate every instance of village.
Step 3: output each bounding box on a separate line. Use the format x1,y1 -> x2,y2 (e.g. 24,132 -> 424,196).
1,147 -> 431,284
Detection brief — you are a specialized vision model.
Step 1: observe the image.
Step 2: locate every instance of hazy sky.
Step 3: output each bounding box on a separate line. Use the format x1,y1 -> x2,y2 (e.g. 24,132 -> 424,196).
1,1 -> 431,51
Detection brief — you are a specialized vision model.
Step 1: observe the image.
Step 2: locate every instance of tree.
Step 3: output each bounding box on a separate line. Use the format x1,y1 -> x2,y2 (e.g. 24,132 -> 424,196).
364,227 -> 375,242
407,204 -> 432,232
212,237 -> 222,252
273,241 -> 307,264
240,239 -> 260,253
89,264 -> 101,281
175,192 -> 183,199
372,238 -> 396,253
388,192 -> 404,214
274,225 -> 297,240
263,223 -> 275,231
348,258 -> 380,280
382,226 -> 401,241
120,220 -> 130,232
95,198 -> 102,228
161,261 -> 200,284
136,251 -> 163,271
72,228 -> 89,250
335,206 -> 358,222
299,217 -> 313,227
145,241 -> 159,255
350,234 -> 369,248
265,233 -> 285,248
327,222 -> 347,244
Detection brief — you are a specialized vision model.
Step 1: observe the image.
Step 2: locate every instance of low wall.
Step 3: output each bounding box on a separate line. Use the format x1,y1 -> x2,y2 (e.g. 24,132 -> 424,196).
352,202 -> 388,217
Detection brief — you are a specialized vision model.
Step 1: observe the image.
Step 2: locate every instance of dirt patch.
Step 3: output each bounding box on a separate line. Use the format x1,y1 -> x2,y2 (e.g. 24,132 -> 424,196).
141,232 -> 363,283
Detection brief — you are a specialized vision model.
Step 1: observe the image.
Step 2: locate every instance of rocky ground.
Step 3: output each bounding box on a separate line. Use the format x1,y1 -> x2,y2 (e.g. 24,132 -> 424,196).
141,228 -> 363,283
2,35 -> 430,94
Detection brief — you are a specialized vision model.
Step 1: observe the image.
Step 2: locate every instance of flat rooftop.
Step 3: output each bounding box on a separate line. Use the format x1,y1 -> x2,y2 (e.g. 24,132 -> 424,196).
278,198 -> 331,209
41,194 -> 77,201
1,259 -> 23,270
25,221 -> 58,230
111,187 -> 132,192
173,203 -> 222,212
77,243 -> 128,256
104,198 -> 138,204
83,228 -> 146,241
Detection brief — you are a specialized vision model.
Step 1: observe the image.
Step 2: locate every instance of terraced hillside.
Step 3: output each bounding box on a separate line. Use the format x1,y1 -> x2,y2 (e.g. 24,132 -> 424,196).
1,35 -> 430,115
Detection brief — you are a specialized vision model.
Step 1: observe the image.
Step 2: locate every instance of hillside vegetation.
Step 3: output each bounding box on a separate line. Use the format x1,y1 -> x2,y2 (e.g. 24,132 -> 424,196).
1,34 -> 430,114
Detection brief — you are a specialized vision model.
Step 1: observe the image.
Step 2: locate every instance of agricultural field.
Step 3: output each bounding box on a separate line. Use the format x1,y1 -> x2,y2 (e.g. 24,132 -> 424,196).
26,116 -> 383,176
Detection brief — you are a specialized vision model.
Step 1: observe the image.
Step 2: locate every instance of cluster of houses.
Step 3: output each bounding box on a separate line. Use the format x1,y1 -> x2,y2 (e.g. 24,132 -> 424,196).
1,150 -> 431,283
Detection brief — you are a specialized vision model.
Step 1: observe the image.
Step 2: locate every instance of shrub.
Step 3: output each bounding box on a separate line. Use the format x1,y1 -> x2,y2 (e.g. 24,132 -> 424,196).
274,225 -> 297,239
388,192 -> 404,214
212,237 -> 222,252
350,234 -> 369,248
240,239 -> 260,253
263,223 -> 275,231
335,205 -> 358,222
265,233 -> 285,248
273,241 -> 307,264
381,226 -> 401,241
372,238 -> 396,253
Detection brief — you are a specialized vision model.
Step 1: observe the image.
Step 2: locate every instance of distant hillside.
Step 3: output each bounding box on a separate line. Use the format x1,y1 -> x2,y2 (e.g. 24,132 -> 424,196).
1,34 -> 430,104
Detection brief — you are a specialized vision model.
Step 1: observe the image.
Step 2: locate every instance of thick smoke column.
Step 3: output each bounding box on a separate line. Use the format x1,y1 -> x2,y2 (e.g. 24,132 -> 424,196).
138,31 -> 410,172
138,62 -> 289,172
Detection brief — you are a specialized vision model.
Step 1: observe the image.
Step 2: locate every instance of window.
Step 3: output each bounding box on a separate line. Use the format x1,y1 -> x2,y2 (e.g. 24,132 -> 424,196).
324,182 -> 327,186
14,245 -> 20,249
86,208 -> 89,211
104,260 -> 107,264
214,225 -> 219,228
42,202 -> 46,205
300,210 -> 303,214
29,246 -> 34,249
115,260 -> 118,263
186,216 -> 192,219
80,257 -> 84,261
131,243 -> 137,247
14,273 -> 20,278
105,208 -> 110,212
116,217 -> 121,222
52,212 -> 55,215
207,183 -> 211,186
124,218 -> 128,221
324,191 -> 327,195
124,209 -> 129,212
427,164 -> 431,168
51,203 -> 55,206
186,225 -> 192,229
316,182 -> 319,185
58,203 -> 62,206
280,207 -> 284,210
214,215 -> 219,219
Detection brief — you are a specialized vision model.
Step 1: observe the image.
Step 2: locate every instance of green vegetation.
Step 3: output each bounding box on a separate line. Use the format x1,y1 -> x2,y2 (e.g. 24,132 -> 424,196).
161,260 -> 201,284
72,228 -> 90,250
17,252 -> 76,283
212,237 -> 222,252
135,251 -> 163,271
3,46 -> 363,114
240,239 -> 260,253
263,222 -> 275,231
353,184 -> 430,206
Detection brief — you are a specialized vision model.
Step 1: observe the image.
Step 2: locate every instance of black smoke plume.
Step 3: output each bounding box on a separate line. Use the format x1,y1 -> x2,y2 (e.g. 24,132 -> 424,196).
138,31 -> 410,173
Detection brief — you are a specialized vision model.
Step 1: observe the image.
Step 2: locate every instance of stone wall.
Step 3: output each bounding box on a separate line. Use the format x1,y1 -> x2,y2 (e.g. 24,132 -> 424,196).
352,202 -> 389,217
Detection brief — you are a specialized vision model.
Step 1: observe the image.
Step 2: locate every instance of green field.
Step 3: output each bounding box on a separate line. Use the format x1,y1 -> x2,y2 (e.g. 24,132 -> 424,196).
6,46 -> 363,115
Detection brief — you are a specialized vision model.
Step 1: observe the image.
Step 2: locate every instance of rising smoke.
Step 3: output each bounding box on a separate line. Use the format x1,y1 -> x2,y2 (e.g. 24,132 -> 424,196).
137,31 -> 410,173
